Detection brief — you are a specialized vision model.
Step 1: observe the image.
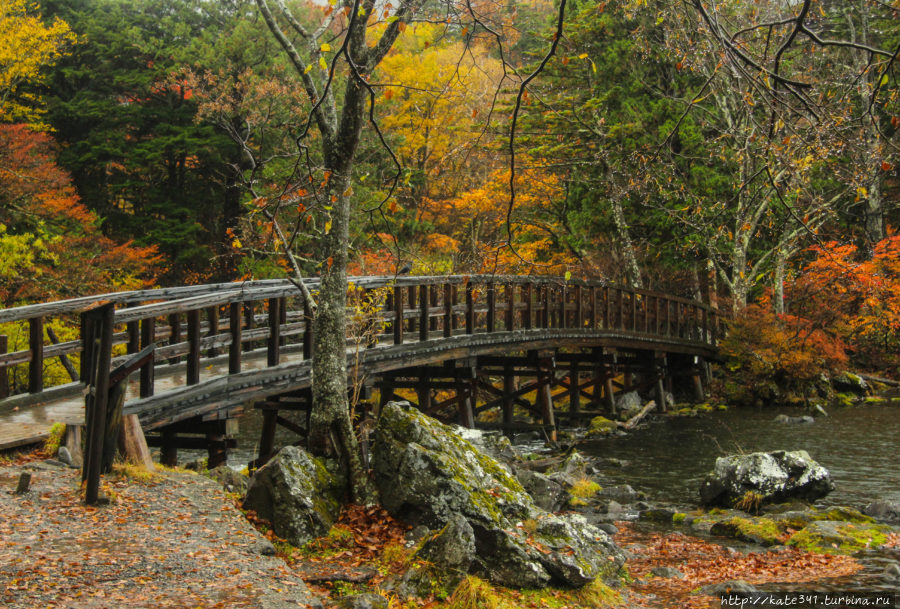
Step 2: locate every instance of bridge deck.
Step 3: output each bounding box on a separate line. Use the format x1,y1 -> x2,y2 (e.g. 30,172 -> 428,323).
0,275 -> 719,451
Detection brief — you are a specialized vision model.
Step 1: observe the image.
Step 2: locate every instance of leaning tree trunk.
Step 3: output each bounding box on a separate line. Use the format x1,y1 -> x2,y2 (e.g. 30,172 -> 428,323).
307,170 -> 373,505
610,198 -> 643,289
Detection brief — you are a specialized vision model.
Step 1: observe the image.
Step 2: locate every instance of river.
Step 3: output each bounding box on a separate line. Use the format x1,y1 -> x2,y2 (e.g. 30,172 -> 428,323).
578,402 -> 900,509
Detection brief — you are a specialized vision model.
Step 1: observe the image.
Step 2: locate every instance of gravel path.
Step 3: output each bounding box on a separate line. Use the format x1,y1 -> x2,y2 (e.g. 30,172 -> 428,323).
0,460 -> 322,609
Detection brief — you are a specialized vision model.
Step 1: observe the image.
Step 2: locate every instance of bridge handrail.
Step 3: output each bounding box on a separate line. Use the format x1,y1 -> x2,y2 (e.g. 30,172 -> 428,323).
0,275 -> 719,402
0,275 -> 712,323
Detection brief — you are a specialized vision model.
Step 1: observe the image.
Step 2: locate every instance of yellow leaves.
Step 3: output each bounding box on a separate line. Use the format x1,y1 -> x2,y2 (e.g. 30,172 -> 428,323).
320,43 -> 331,52
0,0 -> 76,127
318,56 -> 328,71
324,219 -> 332,234
855,186 -> 868,202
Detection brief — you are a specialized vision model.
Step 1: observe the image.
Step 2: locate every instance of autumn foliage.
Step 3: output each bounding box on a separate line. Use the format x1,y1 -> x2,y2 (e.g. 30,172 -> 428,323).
0,124 -> 160,306
788,234 -> 900,372
720,305 -> 848,402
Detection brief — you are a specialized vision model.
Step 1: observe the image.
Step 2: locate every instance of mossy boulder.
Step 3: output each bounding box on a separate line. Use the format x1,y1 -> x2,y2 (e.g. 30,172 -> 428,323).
786,520 -> 892,554
699,450 -> 834,508
709,516 -> 783,546
372,402 -> 625,588
242,446 -> 342,547
586,416 -> 617,437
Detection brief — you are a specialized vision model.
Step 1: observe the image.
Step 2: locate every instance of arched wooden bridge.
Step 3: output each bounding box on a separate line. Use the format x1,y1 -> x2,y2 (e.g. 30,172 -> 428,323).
0,275 -> 719,469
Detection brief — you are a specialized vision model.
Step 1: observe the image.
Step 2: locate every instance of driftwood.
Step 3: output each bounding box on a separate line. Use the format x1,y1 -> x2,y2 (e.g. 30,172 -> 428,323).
857,372 -> 900,388
618,400 -> 656,430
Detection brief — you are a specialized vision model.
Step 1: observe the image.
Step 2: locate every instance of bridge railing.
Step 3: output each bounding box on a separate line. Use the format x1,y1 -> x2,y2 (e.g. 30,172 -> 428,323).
0,276 -> 717,404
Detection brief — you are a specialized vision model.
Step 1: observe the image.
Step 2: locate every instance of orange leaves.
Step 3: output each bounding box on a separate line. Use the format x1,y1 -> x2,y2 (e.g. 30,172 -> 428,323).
615,523 -> 863,609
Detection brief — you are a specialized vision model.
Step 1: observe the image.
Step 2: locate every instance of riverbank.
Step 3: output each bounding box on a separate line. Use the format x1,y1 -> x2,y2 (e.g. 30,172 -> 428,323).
0,460 -> 320,609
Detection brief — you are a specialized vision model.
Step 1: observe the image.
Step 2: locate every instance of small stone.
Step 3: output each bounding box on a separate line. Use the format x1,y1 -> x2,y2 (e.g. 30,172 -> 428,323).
863,499 -> 900,524
337,593 -> 389,609
650,566 -> 684,579
57,446 -> 77,468
700,580 -> 758,597
883,562 -> 900,581
596,523 -> 619,535
258,540 -> 276,556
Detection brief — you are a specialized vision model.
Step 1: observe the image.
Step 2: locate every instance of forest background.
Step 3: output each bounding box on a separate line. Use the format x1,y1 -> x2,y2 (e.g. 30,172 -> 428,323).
1,0 -> 898,398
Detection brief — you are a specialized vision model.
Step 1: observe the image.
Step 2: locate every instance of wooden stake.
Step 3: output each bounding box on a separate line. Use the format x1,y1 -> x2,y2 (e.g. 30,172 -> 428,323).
119,414 -> 154,470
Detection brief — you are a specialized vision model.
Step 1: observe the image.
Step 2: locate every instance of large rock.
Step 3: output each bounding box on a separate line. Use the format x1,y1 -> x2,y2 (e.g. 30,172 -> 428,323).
863,500 -> 900,524
614,391 -> 643,418
242,446 -> 342,547
373,402 -> 625,588
699,450 -> 834,508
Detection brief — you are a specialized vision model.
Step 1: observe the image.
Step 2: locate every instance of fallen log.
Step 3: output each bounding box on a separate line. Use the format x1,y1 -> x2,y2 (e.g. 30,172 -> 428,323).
856,372 -> 899,388
618,400 -> 656,430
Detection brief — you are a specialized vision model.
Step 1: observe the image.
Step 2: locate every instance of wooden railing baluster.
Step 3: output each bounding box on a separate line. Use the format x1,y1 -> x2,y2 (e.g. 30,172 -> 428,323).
486,283 -> 495,333
187,309 -> 201,385
229,302 -> 242,374
523,283 -> 533,329
504,284 -> 515,332
465,284 -> 475,335
28,316 -> 43,393
139,316 -> 155,397
443,283 -> 453,338
0,335 -> 8,399
419,285 -> 429,342
394,286 -> 404,345
267,297 -> 281,366
575,285 -> 584,329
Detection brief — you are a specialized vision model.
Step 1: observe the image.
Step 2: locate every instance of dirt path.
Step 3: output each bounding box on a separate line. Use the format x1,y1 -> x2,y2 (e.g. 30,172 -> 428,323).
0,460 -> 321,609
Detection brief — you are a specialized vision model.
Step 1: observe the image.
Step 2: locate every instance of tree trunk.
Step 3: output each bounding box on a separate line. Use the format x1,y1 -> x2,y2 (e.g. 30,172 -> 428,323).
864,163 -> 885,252
307,172 -> 373,505
610,198 -> 642,289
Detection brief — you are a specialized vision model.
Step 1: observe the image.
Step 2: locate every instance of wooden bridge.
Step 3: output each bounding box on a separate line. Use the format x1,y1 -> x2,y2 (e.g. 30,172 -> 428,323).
0,275 -> 718,470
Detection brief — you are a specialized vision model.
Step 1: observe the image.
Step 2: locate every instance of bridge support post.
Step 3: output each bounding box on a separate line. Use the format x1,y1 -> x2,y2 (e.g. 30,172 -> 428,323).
502,364 -> 515,435
536,356 -> 556,442
456,364 -> 476,428
160,429 -> 178,467
654,352 -> 668,413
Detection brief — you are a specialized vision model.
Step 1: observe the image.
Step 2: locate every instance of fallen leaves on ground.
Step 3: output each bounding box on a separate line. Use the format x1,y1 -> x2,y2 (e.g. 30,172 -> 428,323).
614,522 -> 864,609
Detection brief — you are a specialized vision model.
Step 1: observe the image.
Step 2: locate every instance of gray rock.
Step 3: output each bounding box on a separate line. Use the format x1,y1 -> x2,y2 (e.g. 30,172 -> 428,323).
401,514 -> 476,597
596,523 -> 618,535
597,484 -> 640,504
606,500 -> 627,517
206,465 -> 249,495
615,391 -> 643,418
242,446 -> 342,547
372,402 -> 625,588
453,427 -> 518,463
515,468 -> 566,512
832,372 -> 869,394
863,499 -> 900,524
56,446 -> 80,468
650,566 -> 683,579
258,540 -> 277,556
884,562 -> 900,581
773,414 -> 815,424
417,514 -> 476,575
337,593 -> 389,609
699,450 -> 834,507
700,580 -> 758,597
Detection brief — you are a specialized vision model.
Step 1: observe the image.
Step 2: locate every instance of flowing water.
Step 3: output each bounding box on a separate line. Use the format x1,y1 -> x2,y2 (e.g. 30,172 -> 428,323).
577,401 -> 900,599
578,402 -> 900,509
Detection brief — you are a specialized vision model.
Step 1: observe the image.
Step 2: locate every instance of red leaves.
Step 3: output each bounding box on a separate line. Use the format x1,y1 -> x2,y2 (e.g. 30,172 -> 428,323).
615,523 -> 863,609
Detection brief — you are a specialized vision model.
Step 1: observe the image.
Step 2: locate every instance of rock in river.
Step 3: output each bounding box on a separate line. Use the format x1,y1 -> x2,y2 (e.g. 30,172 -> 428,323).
699,450 -> 834,508
372,401 -> 625,588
